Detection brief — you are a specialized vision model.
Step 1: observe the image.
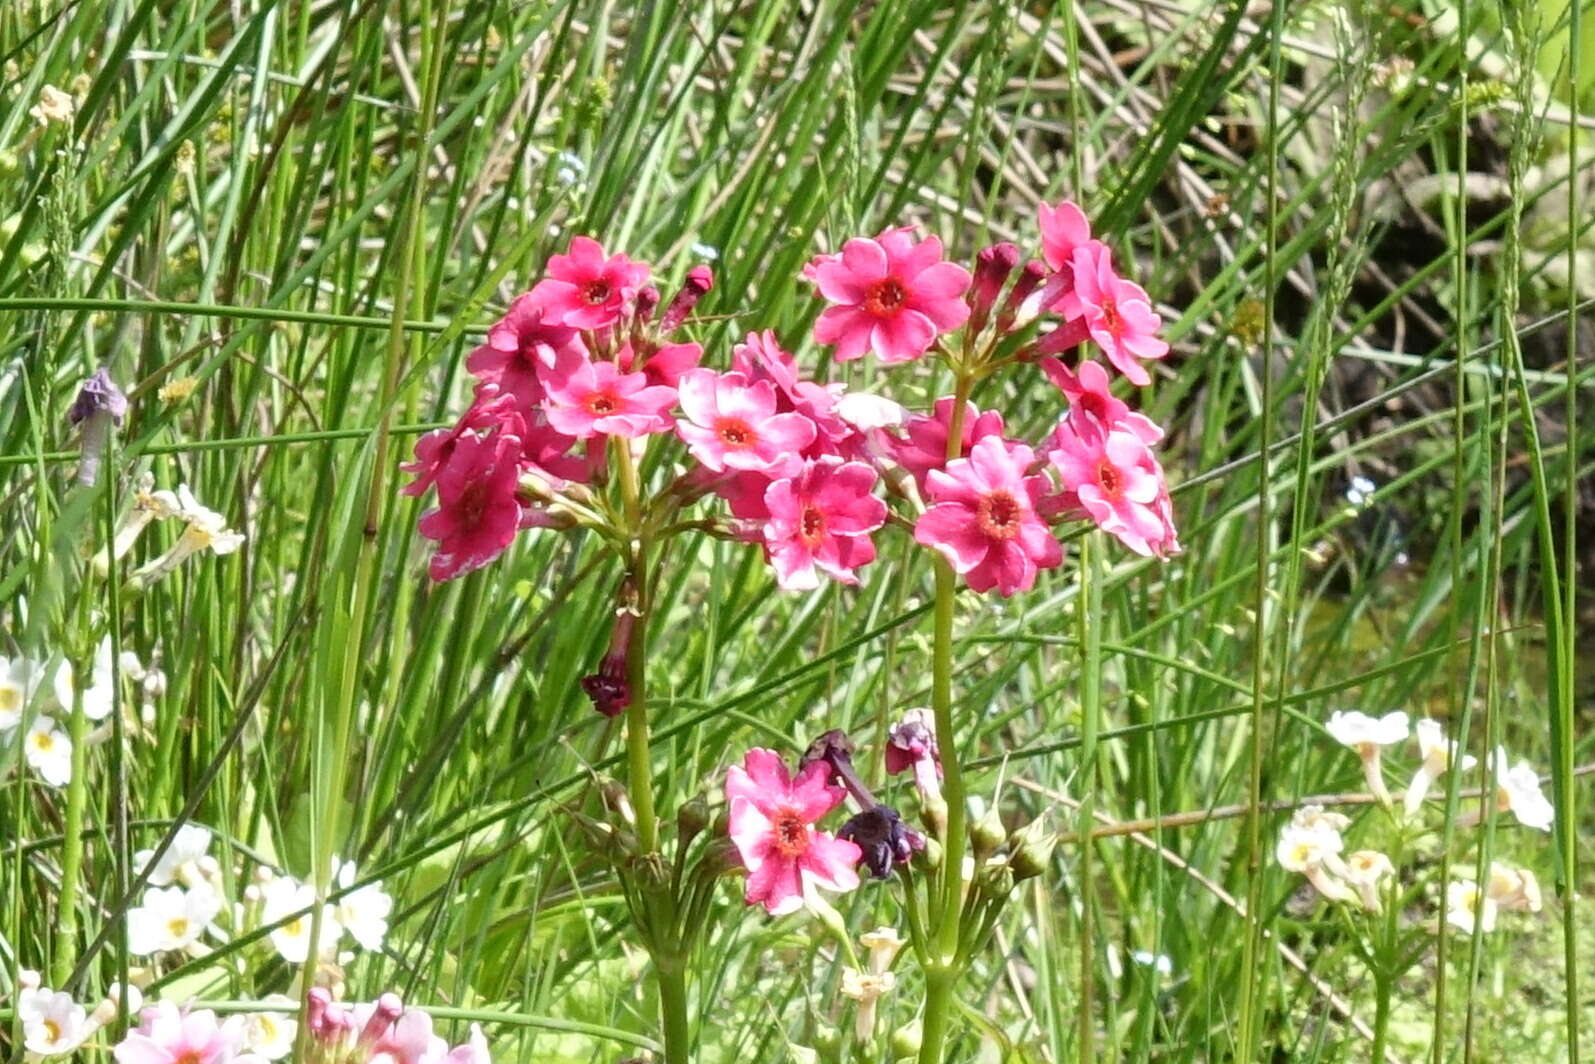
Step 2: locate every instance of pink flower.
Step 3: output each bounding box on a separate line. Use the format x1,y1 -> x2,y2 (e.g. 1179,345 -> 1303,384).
532,236 -> 650,330
761,460 -> 886,590
810,229 -> 971,363
113,1001 -> 242,1064
675,369 -> 816,474
914,437 -> 1063,596
418,430 -> 524,581
885,707 -> 942,799
542,356 -> 676,439
726,748 -> 862,915
465,292 -> 587,406
887,397 -> 1005,490
1038,199 -> 1093,273
1069,244 -> 1168,386
1039,359 -> 1164,445
401,389 -> 525,499
617,340 -> 702,388
304,989 -> 491,1064
731,330 -> 849,446
1047,418 -> 1179,558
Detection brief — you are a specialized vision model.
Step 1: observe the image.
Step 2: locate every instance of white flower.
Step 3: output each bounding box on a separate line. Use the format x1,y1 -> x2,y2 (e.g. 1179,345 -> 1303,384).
1276,807 -> 1356,904
859,926 -> 907,974
127,884 -> 221,956
689,241 -> 720,261
128,485 -> 245,589
1345,475 -> 1377,507
840,967 -> 897,1044
260,877 -> 333,964
330,857 -> 392,952
836,392 -> 908,430
20,988 -> 89,1056
1131,950 -> 1174,976
1341,850 -> 1395,912
1403,719 -> 1477,817
1445,878 -> 1497,933
51,636 -> 117,721
1326,710 -> 1408,805
133,823 -> 213,887
24,717 -> 72,787
1492,750 -> 1555,831
241,999 -> 298,1060
0,653 -> 42,731
1486,863 -> 1543,913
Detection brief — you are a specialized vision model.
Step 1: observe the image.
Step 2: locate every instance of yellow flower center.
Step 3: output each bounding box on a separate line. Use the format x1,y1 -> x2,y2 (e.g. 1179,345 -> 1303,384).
168,917 -> 190,939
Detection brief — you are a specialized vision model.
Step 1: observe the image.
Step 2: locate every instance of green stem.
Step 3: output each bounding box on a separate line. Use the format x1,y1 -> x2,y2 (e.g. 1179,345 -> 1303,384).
625,598 -> 658,855
1371,973 -> 1392,1064
657,958 -> 691,1064
919,968 -> 956,1064
51,679 -> 89,988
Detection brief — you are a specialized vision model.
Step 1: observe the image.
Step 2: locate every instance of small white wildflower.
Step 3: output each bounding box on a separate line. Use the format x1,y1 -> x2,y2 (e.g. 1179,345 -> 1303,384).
1491,749 -> 1555,831
1130,950 -> 1174,976
51,636 -> 117,721
1445,878 -> 1496,933
260,877 -> 333,965
859,926 -> 907,973
689,241 -> 720,261
126,884 -> 221,956
95,476 -> 186,572
133,823 -> 213,888
0,653 -> 42,731
1341,850 -> 1395,912
1325,709 -> 1408,805
20,988 -> 89,1056
1403,719 -> 1477,817
1276,806 -> 1357,904
88,982 -> 142,1028
240,997 -> 297,1060
24,717 -> 72,787
29,85 -> 75,126
840,967 -> 897,1044
555,151 -> 586,186
1345,474 -> 1377,506
330,856 -> 392,952
128,485 -> 244,589
1486,863 -> 1542,913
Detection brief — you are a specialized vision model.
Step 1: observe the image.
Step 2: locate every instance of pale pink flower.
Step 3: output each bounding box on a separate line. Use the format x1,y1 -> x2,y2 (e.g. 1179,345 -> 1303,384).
914,437 -> 1062,596
1037,199 -> 1102,318
1069,244 -> 1168,386
731,330 -> 849,446
1047,419 -> 1179,558
887,397 -> 1005,490
531,236 -> 649,330
417,431 -> 524,581
761,460 -> 886,590
465,292 -> 587,406
542,356 -> 676,439
727,748 -> 862,915
675,369 -> 816,474
810,229 -> 971,363
113,1001 -> 243,1064
1038,359 -> 1163,445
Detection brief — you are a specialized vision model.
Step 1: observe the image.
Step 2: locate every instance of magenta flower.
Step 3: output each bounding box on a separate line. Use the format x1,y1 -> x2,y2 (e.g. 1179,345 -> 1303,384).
1048,418 -> 1179,558
885,707 -> 942,800
1039,199 -> 1093,273
761,460 -> 886,590
112,1002 -> 242,1064
304,989 -> 490,1064
1039,359 -> 1164,445
810,229 -> 971,363
675,369 -> 816,474
726,748 -> 862,915
418,430 -> 525,581
914,436 -> 1063,596
532,236 -> 650,330
401,389 -> 526,499
887,397 -> 1005,490
1069,244 -> 1168,386
617,340 -> 702,388
465,292 -> 587,406
543,356 -> 676,439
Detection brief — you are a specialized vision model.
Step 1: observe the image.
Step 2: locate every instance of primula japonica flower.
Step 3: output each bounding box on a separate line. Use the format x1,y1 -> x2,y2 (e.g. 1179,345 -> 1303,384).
1040,359 -> 1162,446
1403,719 -> 1477,817
542,355 -> 677,439
809,229 -> 971,363
304,989 -> 489,1064
532,235 -> 650,330
1047,418 -> 1179,558
112,1002 -> 244,1064
726,748 -> 862,915
616,340 -> 702,389
418,430 -> 525,582
127,884 -> 221,956
888,398 -> 1005,491
915,437 -> 1062,596
675,369 -> 816,474
731,330 -> 849,447
1065,243 -> 1168,386
761,459 -> 886,590
884,708 -> 942,799
1325,709 -> 1409,807
1275,805 -> 1356,905
464,292 -> 587,407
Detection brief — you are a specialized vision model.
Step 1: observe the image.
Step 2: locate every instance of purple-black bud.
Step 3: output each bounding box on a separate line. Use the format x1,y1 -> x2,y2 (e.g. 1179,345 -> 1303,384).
581,610 -> 636,717
839,804 -> 924,879
70,367 -> 129,486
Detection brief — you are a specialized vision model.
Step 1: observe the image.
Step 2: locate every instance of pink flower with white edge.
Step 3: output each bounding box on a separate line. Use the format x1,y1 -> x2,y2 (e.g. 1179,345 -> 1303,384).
1069,244 -> 1168,386
531,236 -> 649,330
914,437 -> 1062,596
418,430 -> 525,582
112,1001 -> 244,1064
762,460 -> 886,590
1039,359 -> 1164,444
810,229 -> 971,363
888,398 -> 1005,490
727,748 -> 862,915
542,354 -> 676,439
1047,418 -> 1179,558
465,292 -> 587,406
675,369 -> 816,474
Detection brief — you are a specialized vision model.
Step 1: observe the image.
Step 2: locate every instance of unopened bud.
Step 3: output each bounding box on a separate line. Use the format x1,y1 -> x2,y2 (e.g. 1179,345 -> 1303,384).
996,260 -> 1048,332
677,792 -> 710,845
971,804 -> 1005,861
976,854 -> 1014,899
890,1021 -> 923,1060
812,1022 -> 841,1055
659,265 -> 714,334
968,242 -> 1019,334
1009,818 -> 1056,882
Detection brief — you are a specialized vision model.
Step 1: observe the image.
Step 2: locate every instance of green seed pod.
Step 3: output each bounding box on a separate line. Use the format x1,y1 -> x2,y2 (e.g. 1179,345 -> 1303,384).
1009,818 -> 1057,882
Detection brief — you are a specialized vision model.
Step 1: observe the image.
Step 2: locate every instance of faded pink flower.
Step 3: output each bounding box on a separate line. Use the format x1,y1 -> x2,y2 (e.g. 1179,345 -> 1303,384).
675,369 -> 816,474
1047,418 -> 1179,558
727,748 -> 862,915
810,229 -> 971,363
1069,244 -> 1168,386
914,436 -> 1062,596
112,1001 -> 242,1064
465,292 -> 587,406
532,236 -> 649,330
1039,359 -> 1163,445
418,430 -> 525,581
762,460 -> 885,590
887,397 -> 1005,490
542,355 -> 676,439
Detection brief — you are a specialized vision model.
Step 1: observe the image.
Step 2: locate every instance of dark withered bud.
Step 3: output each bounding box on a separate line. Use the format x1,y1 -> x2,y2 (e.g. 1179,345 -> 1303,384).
581,610 -> 636,717
658,265 -> 714,334
801,729 -> 880,809
838,804 -> 923,879
995,260 -> 1049,333
968,242 -> 1019,334
71,367 -> 129,487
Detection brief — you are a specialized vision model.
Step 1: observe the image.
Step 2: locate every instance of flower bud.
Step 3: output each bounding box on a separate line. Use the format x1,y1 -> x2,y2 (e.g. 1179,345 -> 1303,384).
976,854 -> 1015,899
890,1021 -> 923,1060
1008,818 -> 1056,882
968,242 -> 1019,334
812,1023 -> 842,1055
971,803 -> 1006,862
70,367 -> 129,487
995,260 -> 1048,332
659,265 -> 713,334
677,792 -> 710,845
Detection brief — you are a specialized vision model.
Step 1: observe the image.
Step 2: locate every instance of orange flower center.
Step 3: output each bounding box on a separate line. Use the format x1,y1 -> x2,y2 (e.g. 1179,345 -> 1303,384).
864,279 -> 907,316
1097,460 -> 1122,497
771,807 -> 810,858
1099,297 -> 1122,335
586,392 -> 618,417
717,419 -> 754,448
798,505 -> 826,546
977,491 -> 1021,540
